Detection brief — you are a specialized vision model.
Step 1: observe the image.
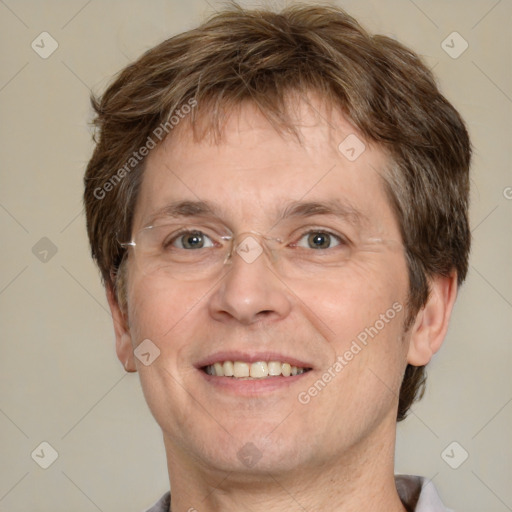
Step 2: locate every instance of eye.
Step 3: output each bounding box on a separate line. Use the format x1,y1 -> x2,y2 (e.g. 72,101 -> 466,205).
170,230 -> 215,250
296,231 -> 342,250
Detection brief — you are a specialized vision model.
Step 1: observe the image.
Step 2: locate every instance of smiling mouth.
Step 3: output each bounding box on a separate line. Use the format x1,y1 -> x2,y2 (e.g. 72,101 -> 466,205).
202,360 -> 312,379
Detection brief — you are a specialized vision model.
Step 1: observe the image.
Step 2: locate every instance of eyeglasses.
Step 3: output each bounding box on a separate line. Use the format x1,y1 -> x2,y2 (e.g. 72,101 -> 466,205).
119,222 -> 400,281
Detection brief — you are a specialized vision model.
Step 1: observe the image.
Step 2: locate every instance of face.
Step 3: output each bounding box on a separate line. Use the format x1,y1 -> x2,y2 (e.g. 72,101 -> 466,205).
118,98 -> 413,477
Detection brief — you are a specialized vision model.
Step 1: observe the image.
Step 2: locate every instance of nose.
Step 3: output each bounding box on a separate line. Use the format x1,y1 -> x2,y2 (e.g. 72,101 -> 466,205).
208,234 -> 292,325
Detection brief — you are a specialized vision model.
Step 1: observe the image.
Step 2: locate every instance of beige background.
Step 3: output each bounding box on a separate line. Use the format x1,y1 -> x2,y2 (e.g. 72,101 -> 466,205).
0,0 -> 511,510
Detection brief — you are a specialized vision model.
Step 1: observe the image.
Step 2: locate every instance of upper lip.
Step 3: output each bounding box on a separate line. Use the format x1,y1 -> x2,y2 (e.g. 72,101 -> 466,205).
195,351 -> 314,369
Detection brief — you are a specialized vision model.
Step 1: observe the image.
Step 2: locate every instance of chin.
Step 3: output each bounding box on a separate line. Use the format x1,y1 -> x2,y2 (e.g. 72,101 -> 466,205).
191,426 -> 317,476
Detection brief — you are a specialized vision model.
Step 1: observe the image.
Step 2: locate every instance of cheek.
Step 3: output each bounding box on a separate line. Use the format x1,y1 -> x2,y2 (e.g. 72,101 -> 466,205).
126,270 -> 206,343
290,252 -> 408,341
310,307 -> 407,441
289,254 -> 409,415
125,273 -> 210,429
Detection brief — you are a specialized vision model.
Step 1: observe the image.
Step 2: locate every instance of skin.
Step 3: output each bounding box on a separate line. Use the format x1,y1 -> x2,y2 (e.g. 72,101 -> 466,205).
107,96 -> 458,512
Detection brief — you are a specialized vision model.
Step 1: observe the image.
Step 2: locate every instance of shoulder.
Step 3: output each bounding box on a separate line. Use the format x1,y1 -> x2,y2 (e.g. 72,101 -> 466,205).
395,474 -> 454,512
143,491 -> 171,512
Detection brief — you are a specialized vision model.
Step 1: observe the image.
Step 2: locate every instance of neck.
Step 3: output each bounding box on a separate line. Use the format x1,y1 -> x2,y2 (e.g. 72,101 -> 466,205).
162,414 -> 407,512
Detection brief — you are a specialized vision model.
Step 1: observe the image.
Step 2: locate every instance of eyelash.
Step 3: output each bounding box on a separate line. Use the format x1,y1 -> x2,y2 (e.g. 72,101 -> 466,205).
165,228 -> 349,250
294,229 -> 348,248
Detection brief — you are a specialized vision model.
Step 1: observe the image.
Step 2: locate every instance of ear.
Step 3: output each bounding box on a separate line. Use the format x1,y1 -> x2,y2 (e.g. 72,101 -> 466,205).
407,272 -> 458,366
106,285 -> 137,372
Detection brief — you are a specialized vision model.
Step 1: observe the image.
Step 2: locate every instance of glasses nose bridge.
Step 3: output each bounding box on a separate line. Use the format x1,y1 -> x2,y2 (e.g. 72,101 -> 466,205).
226,230 -> 281,265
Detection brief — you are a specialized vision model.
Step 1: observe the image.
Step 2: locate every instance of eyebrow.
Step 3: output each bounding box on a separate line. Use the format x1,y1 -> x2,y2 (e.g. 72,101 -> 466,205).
146,200 -> 217,226
145,199 -> 367,227
279,199 -> 367,227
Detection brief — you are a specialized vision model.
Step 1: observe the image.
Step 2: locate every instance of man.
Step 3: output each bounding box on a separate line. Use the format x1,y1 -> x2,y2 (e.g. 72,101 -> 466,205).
84,4 -> 470,511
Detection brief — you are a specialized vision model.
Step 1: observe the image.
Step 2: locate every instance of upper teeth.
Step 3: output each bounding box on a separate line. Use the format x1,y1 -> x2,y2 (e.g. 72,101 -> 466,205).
204,361 -> 307,378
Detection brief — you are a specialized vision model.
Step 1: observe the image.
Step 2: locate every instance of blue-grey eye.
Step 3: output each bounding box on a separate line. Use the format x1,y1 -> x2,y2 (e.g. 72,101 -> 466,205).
297,231 -> 341,249
174,231 -> 214,249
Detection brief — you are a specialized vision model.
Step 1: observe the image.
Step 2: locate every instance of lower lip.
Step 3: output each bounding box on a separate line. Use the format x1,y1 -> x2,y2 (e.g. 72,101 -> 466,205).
199,370 -> 311,395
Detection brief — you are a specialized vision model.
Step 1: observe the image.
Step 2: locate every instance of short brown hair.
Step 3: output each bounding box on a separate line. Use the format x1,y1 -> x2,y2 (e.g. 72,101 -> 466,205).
84,3 -> 471,421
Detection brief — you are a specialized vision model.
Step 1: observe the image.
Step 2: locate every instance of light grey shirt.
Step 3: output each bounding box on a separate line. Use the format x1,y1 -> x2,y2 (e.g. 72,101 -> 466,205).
144,474 -> 453,511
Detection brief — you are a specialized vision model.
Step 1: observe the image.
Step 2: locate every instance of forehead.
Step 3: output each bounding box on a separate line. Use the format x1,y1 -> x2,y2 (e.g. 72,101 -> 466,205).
133,97 -> 397,237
